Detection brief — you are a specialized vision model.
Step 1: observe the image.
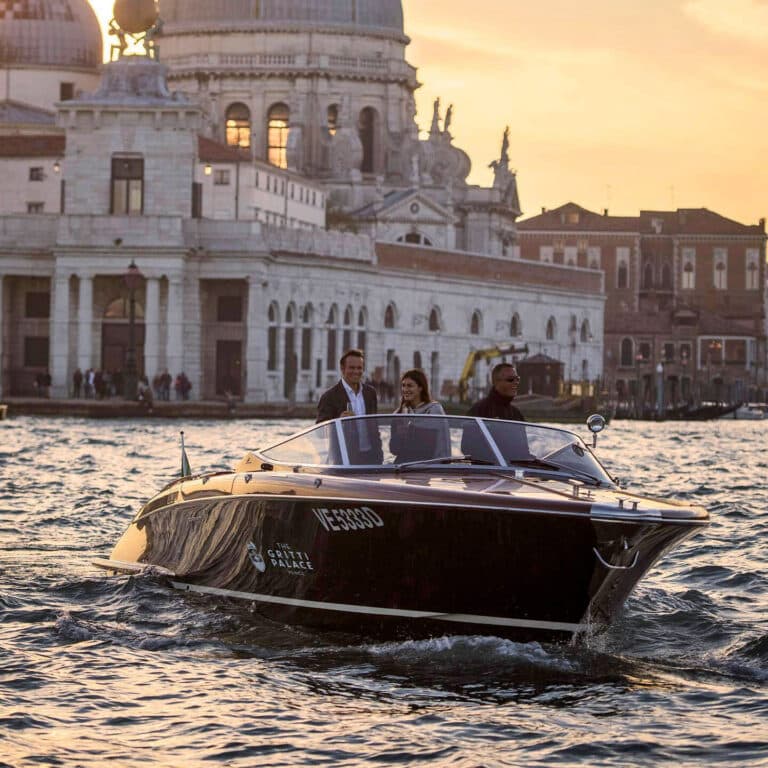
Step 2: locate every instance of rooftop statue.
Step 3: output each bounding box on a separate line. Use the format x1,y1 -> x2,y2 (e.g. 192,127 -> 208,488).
110,0 -> 163,60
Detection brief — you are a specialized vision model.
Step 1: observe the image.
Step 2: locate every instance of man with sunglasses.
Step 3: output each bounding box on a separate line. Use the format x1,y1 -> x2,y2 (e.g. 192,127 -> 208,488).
467,362 -> 525,421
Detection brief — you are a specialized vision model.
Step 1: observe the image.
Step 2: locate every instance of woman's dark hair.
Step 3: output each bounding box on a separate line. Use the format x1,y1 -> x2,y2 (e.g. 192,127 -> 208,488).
401,368 -> 431,403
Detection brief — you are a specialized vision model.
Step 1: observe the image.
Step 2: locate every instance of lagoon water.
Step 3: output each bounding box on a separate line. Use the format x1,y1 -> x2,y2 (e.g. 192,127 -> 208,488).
1,416 -> 766,767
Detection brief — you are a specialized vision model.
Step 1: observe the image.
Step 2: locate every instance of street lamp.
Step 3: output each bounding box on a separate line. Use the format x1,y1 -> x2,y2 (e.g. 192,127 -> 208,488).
707,339 -> 722,404
122,260 -> 144,400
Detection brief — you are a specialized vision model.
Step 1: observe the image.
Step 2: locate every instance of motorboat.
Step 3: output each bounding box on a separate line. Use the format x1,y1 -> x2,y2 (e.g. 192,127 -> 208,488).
94,414 -> 709,643
721,403 -> 765,420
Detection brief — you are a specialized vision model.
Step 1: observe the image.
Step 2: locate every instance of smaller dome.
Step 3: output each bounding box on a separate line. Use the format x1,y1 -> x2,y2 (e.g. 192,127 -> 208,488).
0,0 -> 102,70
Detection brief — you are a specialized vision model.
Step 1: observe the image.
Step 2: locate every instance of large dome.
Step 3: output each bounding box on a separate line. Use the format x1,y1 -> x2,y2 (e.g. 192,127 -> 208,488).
0,0 -> 102,69
159,0 -> 404,35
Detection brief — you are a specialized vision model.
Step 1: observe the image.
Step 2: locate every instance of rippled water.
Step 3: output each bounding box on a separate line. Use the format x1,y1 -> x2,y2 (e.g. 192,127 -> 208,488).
1,416 -> 766,767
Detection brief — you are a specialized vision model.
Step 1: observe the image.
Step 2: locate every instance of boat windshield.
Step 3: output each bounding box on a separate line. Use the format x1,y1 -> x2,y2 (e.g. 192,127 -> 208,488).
258,415 -> 613,485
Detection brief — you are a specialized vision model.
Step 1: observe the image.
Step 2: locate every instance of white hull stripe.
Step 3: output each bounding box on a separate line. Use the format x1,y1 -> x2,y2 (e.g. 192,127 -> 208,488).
169,580 -> 585,634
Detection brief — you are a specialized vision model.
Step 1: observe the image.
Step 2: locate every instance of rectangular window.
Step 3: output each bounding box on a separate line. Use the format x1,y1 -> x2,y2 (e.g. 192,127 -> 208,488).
587,246 -> 601,269
713,247 -> 728,290
539,245 -> 553,264
24,336 -> 49,367
663,343 -> 675,362
616,247 -> 630,289
111,157 -> 144,215
746,248 -> 760,290
217,295 -> 243,322
191,182 -> 202,219
26,202 -> 44,213
213,169 -> 230,186
564,245 -> 577,266
59,82 -> 75,101
25,292 -> 51,318
29,167 -> 44,181
681,247 -> 696,290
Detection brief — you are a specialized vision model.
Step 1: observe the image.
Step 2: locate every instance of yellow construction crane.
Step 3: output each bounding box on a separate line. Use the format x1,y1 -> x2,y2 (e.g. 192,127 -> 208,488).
457,344 -> 529,403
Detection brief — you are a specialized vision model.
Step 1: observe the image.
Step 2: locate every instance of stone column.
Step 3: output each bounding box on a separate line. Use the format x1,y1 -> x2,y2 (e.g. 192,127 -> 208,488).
166,276 -> 184,382
144,277 -> 160,383
77,274 -> 93,371
245,275 -> 269,402
51,272 -> 71,397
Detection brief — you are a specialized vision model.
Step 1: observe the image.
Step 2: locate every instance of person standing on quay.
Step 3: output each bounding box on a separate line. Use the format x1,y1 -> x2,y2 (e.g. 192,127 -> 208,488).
72,368 -> 83,398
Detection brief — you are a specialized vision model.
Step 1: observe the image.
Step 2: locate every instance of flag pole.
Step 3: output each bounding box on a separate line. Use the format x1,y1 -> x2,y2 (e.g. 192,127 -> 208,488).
180,430 -> 192,477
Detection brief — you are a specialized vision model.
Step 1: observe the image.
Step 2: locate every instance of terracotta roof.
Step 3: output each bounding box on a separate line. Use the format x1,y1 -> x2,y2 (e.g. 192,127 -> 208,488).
0,134 -> 65,157
640,208 -> 765,236
518,202 -> 638,232
518,202 -> 765,237
198,136 -> 251,163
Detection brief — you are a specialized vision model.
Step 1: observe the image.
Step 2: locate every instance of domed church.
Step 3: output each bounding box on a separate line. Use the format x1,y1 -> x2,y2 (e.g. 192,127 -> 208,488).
0,0 -> 605,405
0,0 -> 102,119
157,0 -> 517,254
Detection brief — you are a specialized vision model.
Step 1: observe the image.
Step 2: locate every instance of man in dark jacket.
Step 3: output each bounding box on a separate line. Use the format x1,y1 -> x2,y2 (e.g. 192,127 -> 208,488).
317,349 -> 381,463
463,362 -> 526,462
468,363 -> 524,421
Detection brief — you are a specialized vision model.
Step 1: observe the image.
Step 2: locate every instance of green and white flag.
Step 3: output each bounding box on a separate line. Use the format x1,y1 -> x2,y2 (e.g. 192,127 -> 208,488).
180,431 -> 192,477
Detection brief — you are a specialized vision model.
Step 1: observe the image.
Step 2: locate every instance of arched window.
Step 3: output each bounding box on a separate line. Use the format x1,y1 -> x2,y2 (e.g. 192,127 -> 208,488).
510,312 -> 521,337
580,319 -> 591,343
413,350 -> 422,370
327,104 -> 339,137
342,305 -> 353,352
104,297 -> 145,320
225,103 -> 251,149
285,304 -> 294,324
429,307 -> 441,332
358,107 -> 377,173
326,305 -> 338,370
357,308 -> 367,355
643,262 -> 654,290
620,338 -> 634,367
384,303 -> 396,329
546,316 -> 556,341
267,103 -> 290,169
267,302 -> 279,371
470,310 -> 481,335
397,233 -> 433,246
301,304 -> 313,371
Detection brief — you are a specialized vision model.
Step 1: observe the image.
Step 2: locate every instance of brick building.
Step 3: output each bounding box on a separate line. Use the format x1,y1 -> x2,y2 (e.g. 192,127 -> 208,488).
518,203 -> 767,412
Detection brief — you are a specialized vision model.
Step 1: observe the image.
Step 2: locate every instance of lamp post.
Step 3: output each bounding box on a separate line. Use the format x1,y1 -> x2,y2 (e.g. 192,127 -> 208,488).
707,339 -> 722,404
122,260 -> 144,400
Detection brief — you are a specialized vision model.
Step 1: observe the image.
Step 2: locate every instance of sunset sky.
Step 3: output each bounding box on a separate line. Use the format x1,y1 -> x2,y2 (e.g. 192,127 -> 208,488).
88,0 -> 767,225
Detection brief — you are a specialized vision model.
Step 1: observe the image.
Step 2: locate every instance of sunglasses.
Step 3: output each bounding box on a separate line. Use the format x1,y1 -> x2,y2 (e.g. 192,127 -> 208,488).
501,375 -> 520,382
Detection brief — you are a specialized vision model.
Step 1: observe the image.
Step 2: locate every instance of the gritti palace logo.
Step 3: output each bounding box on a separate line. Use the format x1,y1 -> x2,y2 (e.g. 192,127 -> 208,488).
267,542 -> 313,574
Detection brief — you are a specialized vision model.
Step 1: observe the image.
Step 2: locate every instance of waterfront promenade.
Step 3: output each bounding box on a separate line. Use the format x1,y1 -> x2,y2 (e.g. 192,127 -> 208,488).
0,397 -> 317,420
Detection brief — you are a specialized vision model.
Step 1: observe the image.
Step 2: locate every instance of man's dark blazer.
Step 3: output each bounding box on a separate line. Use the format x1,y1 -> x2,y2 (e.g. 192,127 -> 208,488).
316,380 -> 378,423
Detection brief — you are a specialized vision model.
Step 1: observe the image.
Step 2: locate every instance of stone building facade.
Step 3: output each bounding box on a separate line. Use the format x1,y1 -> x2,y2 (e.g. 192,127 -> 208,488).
0,1 -> 606,404
518,203 -> 767,408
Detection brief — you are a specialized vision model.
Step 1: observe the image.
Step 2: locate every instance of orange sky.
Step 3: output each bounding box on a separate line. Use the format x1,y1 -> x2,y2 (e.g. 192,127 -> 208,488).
88,0 -> 768,225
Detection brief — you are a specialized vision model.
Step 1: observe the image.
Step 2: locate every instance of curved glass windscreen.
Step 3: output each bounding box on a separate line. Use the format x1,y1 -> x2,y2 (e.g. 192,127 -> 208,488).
259,415 -> 613,485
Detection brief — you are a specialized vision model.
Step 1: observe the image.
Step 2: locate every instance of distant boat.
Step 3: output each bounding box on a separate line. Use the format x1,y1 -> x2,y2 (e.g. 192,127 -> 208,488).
0,404 -> 7,420
613,402 -> 742,421
720,403 -> 765,421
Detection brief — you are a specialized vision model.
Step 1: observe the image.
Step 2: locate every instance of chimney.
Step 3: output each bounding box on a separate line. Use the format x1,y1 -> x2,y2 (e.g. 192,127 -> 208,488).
760,217 -> 765,232
603,208 -> 609,216
541,206 -> 547,214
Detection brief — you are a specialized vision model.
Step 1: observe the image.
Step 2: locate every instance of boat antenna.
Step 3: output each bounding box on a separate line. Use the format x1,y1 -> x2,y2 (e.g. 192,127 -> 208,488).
180,431 -> 192,477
